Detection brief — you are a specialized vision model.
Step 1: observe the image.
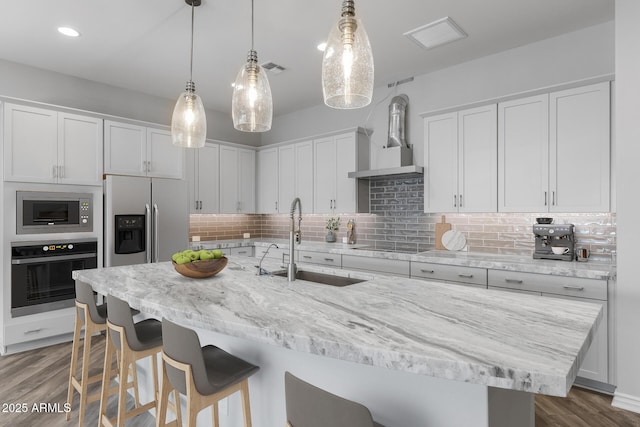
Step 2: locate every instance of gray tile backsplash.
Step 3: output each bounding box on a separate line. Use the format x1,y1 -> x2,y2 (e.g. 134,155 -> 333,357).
190,177 -> 616,263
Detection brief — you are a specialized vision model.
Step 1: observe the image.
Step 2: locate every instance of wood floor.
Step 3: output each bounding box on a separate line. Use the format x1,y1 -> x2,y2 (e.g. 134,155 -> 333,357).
1,335 -> 640,427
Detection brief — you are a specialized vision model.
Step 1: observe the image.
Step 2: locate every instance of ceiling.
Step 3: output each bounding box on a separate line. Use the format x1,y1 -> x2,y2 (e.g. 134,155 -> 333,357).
0,1 -> 613,117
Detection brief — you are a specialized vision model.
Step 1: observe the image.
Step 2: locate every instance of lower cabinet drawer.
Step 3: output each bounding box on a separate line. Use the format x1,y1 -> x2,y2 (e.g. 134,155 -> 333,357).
488,270 -> 607,300
229,247 -> 254,257
411,262 -> 487,287
298,251 -> 341,267
342,255 -> 410,277
5,309 -> 75,345
254,246 -> 289,261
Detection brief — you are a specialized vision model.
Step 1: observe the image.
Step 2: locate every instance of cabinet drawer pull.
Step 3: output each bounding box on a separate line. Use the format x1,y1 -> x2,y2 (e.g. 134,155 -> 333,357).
303,256 -> 312,259
458,274 -> 473,279
237,251 -> 247,254
544,191 -> 548,206
324,258 -> 334,262
562,285 -> 585,291
420,269 -> 435,274
505,279 -> 523,284
24,328 -> 43,335
459,194 -> 463,208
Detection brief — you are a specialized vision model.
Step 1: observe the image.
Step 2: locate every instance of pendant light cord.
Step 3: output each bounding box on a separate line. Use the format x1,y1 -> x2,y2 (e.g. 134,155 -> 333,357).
251,0 -> 255,51
189,0 -> 195,83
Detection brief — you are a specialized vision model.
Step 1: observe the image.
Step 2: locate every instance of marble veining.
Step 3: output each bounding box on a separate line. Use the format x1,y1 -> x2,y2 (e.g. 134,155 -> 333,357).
73,257 -> 602,397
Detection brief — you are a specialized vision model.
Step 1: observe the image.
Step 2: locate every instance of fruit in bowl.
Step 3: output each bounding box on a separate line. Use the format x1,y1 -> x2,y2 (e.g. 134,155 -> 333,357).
171,249 -> 227,278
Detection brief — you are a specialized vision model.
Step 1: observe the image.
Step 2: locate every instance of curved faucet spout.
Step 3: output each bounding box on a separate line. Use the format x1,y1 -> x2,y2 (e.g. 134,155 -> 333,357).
288,198 -> 302,281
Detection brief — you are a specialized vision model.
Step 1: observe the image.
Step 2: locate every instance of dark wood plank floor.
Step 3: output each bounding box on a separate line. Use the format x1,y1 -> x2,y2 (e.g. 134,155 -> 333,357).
1,335 -> 640,426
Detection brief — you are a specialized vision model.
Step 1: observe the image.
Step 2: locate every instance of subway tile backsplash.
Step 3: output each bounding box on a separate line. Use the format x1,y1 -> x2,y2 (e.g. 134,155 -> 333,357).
190,177 -> 616,263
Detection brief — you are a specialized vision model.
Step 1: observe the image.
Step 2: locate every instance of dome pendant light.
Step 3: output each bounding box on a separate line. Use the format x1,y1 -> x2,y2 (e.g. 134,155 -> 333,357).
232,0 -> 273,132
322,0 -> 374,109
171,0 -> 207,148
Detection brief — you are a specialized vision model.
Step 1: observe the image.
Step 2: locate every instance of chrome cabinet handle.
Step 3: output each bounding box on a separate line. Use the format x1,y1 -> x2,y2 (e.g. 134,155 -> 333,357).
420,269 -> 435,274
199,201 -> 202,210
563,285 -> 584,291
505,279 -> 523,284
552,191 -> 556,206
153,203 -> 159,263
275,201 -> 278,211
303,255 -> 312,259
237,251 -> 247,254
453,194 -> 457,207
24,328 -> 43,335
459,194 -> 463,207
544,191 -> 547,206
195,201 -> 199,210
145,204 -> 151,264
458,274 -> 473,279
324,258 -> 334,262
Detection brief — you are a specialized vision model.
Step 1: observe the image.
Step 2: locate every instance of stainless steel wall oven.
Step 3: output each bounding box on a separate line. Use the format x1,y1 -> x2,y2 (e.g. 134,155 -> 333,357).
11,239 -> 98,317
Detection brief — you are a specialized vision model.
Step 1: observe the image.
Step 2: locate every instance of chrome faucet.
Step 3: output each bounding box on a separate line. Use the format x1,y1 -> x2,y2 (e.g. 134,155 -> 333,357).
256,243 -> 278,275
288,197 -> 302,281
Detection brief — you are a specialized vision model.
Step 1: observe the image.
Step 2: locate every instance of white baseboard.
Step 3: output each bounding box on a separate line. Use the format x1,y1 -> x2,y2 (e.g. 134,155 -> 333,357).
612,391 -> 640,414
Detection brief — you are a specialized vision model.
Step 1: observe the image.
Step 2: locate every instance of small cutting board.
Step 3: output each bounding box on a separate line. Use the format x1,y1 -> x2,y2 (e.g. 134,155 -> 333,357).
435,215 -> 452,250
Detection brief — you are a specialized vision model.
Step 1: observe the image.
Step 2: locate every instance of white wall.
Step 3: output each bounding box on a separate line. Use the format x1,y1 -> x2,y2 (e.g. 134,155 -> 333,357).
263,21 -> 614,168
0,58 -> 260,146
612,0 -> 640,413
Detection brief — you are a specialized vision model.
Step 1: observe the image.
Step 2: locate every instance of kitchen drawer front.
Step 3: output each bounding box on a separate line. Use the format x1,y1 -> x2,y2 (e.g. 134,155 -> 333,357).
298,250 -> 341,267
5,310 -> 75,345
488,270 -> 607,300
411,262 -> 487,286
229,247 -> 254,257
342,255 -> 410,277
488,286 -> 541,296
255,246 -> 289,261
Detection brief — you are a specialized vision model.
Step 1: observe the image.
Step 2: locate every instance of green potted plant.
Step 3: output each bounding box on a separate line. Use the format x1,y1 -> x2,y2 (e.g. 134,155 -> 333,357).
325,217 -> 340,243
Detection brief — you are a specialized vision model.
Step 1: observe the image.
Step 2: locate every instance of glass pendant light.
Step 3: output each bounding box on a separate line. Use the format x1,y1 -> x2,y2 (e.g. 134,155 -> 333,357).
232,0 -> 273,132
322,0 -> 374,109
171,0 -> 206,148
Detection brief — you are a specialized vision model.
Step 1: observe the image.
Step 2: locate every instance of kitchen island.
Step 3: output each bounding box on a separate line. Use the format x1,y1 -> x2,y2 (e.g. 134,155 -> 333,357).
73,256 -> 603,427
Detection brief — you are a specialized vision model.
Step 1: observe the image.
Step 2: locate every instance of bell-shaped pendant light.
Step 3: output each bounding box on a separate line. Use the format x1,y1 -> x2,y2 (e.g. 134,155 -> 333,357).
322,0 -> 374,109
172,0 -> 207,148
232,0 -> 273,132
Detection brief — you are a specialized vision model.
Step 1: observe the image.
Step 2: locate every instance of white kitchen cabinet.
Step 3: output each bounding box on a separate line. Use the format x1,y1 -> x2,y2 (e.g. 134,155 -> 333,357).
278,144 -> 296,212
488,269 -> 609,384
424,104 -> 497,212
220,146 -> 255,213
256,147 -> 279,213
549,83 -> 610,212
4,103 -> 103,185
314,131 -> 369,214
498,82 -> 610,212
104,120 -> 184,179
294,141 -> 314,213
257,142 -> 307,214
187,143 -> 219,214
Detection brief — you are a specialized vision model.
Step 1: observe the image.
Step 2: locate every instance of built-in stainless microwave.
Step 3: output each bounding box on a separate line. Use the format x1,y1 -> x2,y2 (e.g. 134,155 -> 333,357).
16,191 -> 93,234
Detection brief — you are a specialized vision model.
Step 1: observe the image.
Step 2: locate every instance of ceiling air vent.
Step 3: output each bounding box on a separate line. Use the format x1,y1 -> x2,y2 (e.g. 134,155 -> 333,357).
404,17 -> 467,50
261,62 -> 286,75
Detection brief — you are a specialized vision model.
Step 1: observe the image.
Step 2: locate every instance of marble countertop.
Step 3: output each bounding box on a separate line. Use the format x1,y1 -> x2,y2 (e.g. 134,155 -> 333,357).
192,239 -> 614,280
73,257 -> 602,397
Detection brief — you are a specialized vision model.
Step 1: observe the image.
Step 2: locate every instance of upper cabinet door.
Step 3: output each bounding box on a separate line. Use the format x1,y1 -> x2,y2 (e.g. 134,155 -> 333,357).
257,147 -> 279,213
219,145 -> 239,213
238,148 -> 255,213
313,137 -> 336,214
550,82 -> 610,212
458,104 -> 497,213
334,133 -> 357,213
146,128 -> 184,179
198,143 -> 220,214
498,94 -> 549,212
58,113 -> 103,186
104,120 -> 147,176
3,103 -> 58,183
295,141 -> 314,214
424,112 -> 458,213
278,145 -> 295,213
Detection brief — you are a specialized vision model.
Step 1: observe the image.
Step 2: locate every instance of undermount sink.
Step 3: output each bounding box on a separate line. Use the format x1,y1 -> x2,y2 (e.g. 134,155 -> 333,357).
271,270 -> 365,287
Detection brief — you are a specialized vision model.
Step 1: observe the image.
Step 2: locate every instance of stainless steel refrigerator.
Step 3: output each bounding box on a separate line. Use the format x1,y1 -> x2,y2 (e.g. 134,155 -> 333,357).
104,175 -> 188,267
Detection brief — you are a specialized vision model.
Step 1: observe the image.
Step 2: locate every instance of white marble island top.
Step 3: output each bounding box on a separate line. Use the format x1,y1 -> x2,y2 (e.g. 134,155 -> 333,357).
73,257 -> 602,397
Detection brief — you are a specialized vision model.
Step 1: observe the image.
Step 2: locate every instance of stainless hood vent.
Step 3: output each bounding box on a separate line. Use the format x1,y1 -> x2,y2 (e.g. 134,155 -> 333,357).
349,93 -> 422,179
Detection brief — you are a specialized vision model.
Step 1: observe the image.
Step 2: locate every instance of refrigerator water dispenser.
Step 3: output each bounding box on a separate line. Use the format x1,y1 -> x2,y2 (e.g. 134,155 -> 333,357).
115,215 -> 145,254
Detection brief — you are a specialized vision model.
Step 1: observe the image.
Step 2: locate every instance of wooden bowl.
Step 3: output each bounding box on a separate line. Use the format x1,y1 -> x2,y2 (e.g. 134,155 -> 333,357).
172,257 -> 228,279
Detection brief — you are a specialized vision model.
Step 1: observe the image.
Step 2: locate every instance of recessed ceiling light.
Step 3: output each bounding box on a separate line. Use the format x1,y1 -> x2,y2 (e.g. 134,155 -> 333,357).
58,27 -> 80,37
404,17 -> 467,50
317,42 -> 327,52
